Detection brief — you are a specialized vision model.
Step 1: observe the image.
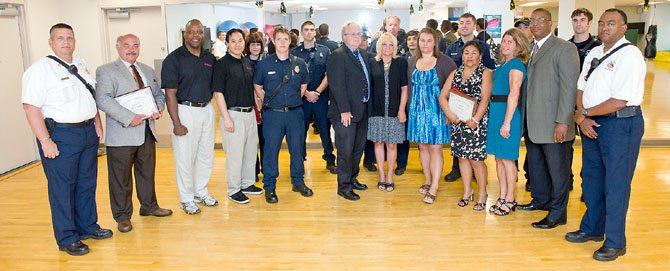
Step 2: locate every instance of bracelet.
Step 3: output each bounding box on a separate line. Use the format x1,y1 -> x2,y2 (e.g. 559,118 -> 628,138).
39,136 -> 50,142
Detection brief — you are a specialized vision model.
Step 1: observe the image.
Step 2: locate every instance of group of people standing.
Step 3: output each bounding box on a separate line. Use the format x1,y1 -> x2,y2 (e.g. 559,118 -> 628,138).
22,7 -> 644,262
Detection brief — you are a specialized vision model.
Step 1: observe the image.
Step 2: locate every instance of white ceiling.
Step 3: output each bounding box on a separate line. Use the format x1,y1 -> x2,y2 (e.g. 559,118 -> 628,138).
244,0 -> 668,13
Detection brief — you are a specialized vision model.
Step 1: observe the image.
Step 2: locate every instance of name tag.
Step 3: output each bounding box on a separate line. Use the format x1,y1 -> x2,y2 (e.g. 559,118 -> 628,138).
268,71 -> 276,75
450,52 -> 457,56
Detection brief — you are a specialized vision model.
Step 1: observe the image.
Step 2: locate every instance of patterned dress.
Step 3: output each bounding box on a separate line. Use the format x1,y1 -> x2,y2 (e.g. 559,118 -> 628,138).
367,68 -> 406,144
407,68 -> 449,144
450,63 -> 488,161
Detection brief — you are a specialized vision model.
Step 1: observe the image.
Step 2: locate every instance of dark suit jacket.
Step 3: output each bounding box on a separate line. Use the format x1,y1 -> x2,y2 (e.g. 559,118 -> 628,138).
369,57 -> 408,118
327,46 -> 372,123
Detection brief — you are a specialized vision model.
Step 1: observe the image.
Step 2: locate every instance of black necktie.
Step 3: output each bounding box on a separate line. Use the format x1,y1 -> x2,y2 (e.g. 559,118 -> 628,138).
130,64 -> 145,89
352,50 -> 370,102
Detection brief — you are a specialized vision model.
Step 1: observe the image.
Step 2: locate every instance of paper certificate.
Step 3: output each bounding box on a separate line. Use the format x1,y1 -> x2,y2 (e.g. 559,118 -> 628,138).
448,89 -> 478,121
114,86 -> 159,116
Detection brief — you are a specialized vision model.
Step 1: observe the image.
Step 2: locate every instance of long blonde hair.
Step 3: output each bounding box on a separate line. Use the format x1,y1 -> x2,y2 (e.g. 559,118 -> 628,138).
497,28 -> 530,64
374,33 -> 398,61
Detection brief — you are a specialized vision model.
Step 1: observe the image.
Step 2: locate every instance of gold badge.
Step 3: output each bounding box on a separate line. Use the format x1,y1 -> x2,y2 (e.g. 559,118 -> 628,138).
294,66 -> 300,73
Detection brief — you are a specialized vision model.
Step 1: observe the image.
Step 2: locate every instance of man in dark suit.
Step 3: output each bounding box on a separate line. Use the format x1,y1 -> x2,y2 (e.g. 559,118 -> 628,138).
518,8 -> 580,229
327,21 -> 371,201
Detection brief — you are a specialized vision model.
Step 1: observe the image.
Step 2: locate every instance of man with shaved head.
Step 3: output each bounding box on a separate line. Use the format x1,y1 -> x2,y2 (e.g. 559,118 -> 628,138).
95,33 -> 172,233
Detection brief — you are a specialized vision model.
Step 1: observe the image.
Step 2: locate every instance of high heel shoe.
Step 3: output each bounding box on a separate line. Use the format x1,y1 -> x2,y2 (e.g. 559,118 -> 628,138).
377,181 -> 387,191
473,194 -> 488,211
457,193 -> 474,207
489,198 -> 505,212
494,200 -> 517,216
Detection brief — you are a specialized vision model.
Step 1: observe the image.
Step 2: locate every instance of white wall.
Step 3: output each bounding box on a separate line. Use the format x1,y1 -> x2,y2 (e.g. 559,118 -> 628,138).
287,9 -> 411,42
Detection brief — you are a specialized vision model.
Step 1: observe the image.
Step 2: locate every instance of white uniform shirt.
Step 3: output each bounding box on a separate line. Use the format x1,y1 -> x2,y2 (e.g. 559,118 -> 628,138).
212,39 -> 227,59
577,36 -> 645,108
120,59 -> 147,87
22,55 -> 97,123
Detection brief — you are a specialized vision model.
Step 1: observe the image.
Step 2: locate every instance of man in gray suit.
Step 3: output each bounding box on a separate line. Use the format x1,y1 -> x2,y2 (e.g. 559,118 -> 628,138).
517,8 -> 580,229
96,34 -> 172,233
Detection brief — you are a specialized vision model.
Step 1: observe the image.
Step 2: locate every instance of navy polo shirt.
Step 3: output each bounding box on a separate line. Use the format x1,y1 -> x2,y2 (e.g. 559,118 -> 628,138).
291,43 -> 330,92
161,46 -> 216,103
253,54 -> 309,109
443,38 -> 496,69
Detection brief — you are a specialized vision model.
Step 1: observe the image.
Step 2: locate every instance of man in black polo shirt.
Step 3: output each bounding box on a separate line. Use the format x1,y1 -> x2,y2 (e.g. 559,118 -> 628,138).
292,21 -> 336,174
212,28 -> 263,205
162,19 -> 218,214
253,27 -> 312,204
569,8 -> 602,69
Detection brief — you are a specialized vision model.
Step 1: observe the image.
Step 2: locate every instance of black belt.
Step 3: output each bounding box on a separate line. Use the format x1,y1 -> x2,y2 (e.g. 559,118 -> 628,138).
593,106 -> 641,118
178,100 -> 209,107
53,118 -> 94,128
228,106 -> 254,113
266,106 -> 300,112
490,95 -> 509,103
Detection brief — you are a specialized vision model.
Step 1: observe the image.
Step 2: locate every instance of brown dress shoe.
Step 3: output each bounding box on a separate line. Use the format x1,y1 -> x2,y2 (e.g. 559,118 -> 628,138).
140,207 -> 173,217
117,220 -> 132,233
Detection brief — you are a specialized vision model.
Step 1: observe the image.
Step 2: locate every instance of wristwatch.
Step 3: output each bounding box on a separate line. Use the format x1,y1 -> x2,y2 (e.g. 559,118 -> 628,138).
581,108 -> 589,117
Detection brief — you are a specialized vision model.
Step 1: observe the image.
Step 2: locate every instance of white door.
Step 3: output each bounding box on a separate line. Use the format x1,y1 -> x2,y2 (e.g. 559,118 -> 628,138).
0,11 -> 37,173
103,6 -> 173,146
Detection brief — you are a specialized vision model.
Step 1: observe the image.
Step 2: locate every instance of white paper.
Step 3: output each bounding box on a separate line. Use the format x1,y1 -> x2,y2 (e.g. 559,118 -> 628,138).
448,92 -> 476,121
114,86 -> 158,116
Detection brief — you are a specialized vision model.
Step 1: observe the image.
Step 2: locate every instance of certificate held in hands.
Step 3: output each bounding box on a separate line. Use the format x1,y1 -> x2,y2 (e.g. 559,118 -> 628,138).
114,86 -> 159,116
448,86 -> 478,121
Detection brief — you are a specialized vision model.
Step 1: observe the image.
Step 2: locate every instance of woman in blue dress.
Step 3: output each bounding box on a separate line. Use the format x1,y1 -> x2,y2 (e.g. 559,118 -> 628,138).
407,28 -> 457,204
486,28 -> 529,216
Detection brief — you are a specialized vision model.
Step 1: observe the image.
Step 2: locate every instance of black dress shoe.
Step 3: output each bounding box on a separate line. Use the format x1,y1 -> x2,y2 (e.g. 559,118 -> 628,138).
117,220 -> 132,233
326,162 -> 337,174
59,241 -> 89,256
531,217 -> 567,229
364,163 -> 377,171
517,203 -> 548,211
565,230 -> 604,243
352,179 -> 368,190
337,190 -> 360,201
265,190 -> 278,204
394,166 -> 406,176
80,228 -> 113,240
593,246 -> 626,261
444,169 -> 461,182
292,184 -> 314,197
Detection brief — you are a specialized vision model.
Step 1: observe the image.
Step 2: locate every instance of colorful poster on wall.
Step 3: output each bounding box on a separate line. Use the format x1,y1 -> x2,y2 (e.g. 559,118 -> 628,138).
484,14 -> 502,38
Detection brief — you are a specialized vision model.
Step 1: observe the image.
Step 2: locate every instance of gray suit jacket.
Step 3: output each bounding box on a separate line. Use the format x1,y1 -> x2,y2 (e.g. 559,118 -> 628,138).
520,35 -> 579,144
95,59 -> 165,147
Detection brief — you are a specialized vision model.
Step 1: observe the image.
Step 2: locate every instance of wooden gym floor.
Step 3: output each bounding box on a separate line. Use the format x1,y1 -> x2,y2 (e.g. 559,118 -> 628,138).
0,62 -> 669,270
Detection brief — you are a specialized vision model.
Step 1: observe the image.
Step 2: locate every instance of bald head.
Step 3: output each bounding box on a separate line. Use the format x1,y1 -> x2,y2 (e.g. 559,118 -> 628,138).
116,33 -> 140,64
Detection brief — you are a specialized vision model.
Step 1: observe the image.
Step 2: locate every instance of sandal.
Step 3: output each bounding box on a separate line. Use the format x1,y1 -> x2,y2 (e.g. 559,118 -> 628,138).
473,202 -> 486,211
494,200 -> 517,216
377,181 -> 387,191
385,182 -> 395,192
418,184 -> 430,195
489,198 -> 505,212
423,192 -> 436,204
457,193 -> 474,207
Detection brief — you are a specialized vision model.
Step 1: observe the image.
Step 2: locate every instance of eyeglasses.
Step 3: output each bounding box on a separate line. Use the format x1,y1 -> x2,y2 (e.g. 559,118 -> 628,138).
529,18 -> 548,24
344,32 -> 363,37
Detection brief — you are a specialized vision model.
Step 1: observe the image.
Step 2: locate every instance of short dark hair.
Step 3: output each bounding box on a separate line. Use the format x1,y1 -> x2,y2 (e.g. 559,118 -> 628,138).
460,13 -> 477,22
571,8 -> 594,22
476,18 -> 486,29
290,28 -> 300,36
441,20 -> 452,32
426,19 -> 438,30
604,8 -> 628,24
301,21 -> 315,30
49,23 -> 73,38
407,30 -> 419,40
244,32 -> 265,55
225,28 -> 245,43
318,23 -> 330,36
274,26 -> 290,39
462,40 -> 483,55
532,8 -> 553,21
